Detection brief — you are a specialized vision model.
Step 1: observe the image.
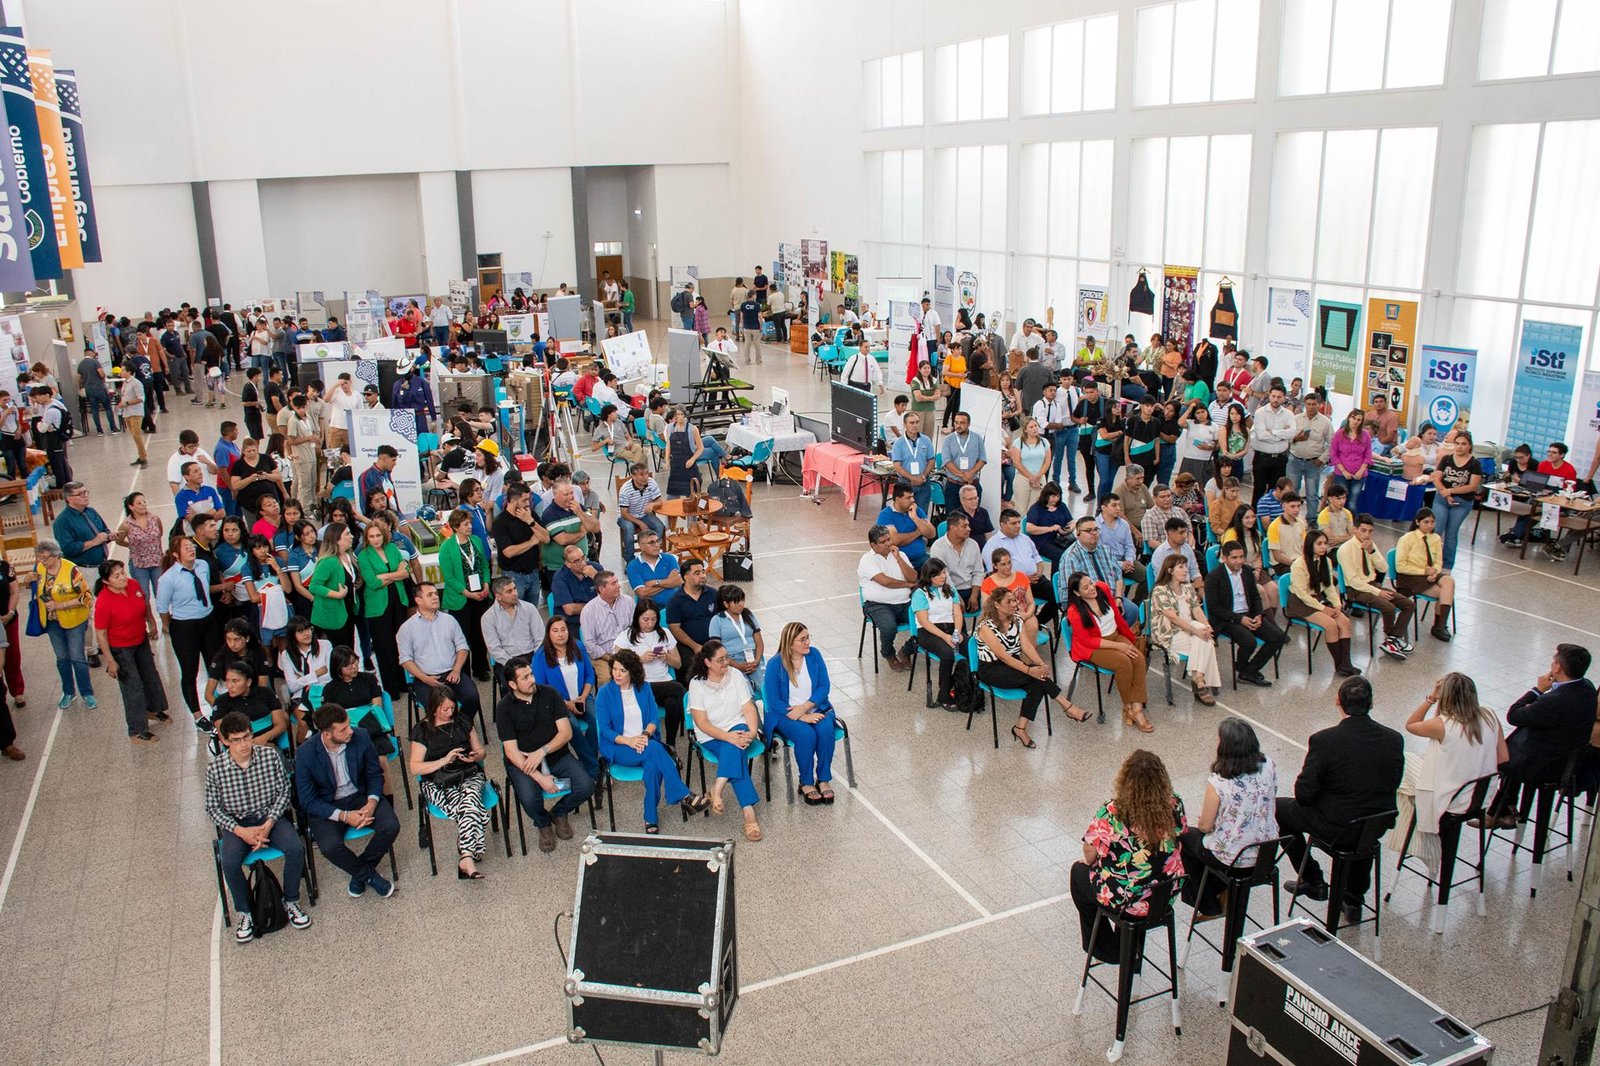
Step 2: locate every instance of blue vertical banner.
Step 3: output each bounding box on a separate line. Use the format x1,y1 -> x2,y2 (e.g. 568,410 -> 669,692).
1506,319 -> 1583,450
0,27 -> 59,281
1416,344 -> 1476,433
53,70 -> 99,263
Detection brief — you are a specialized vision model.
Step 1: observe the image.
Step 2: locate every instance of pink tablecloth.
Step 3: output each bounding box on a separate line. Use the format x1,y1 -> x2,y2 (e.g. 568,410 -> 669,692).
802,441 -> 871,510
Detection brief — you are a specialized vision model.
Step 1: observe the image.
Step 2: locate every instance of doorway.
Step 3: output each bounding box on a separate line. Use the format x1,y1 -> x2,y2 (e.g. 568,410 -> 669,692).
594,242 -> 623,299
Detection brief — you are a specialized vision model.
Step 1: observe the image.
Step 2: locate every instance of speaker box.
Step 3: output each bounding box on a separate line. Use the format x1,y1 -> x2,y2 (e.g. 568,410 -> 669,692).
565,833 -> 738,1056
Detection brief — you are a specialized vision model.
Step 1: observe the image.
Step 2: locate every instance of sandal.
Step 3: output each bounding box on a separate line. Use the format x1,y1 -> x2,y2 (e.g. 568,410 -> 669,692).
708,787 -> 725,815
456,860 -> 485,880
743,819 -> 763,842
1062,700 -> 1092,723
1123,707 -> 1156,734
1192,683 -> 1217,706
799,785 -> 823,806
644,824 -> 660,835
680,793 -> 711,816
1011,724 -> 1038,749
818,784 -> 835,804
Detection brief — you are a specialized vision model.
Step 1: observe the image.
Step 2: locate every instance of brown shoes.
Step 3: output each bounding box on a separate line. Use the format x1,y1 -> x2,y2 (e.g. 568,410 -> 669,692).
2,745 -> 23,761
887,653 -> 912,672
552,814 -> 574,840
538,825 -> 557,853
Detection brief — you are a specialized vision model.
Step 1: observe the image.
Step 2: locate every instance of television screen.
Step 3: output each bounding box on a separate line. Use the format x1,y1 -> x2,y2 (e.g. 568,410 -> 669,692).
831,382 -> 877,453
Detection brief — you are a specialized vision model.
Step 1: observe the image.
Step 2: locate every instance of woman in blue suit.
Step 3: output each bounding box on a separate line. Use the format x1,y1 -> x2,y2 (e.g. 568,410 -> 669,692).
597,650 -> 710,832
532,616 -> 599,780
762,622 -> 838,806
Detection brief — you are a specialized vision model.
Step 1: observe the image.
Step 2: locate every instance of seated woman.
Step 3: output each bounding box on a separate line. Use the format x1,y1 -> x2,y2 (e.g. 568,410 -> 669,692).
975,586 -> 1088,749
612,599 -> 686,746
980,547 -> 1043,648
1071,749 -> 1187,961
277,616 -> 332,722
1207,476 -> 1244,542
1221,504 -> 1277,613
1287,530 -> 1359,677
1178,719 -> 1278,914
911,558 -> 965,711
1393,508 -> 1455,642
687,639 -> 764,842
1063,571 -> 1153,733
1400,422 -> 1441,483
762,622 -> 838,806
708,584 -> 764,683
596,649 -> 709,833
533,616 -> 600,780
1025,482 -> 1073,571
204,618 -> 270,709
408,686 -> 491,879
1148,556 -> 1220,705
1387,672 -> 1506,861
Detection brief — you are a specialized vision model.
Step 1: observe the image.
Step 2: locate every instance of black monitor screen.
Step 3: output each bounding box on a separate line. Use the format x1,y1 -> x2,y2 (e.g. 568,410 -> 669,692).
831,382 -> 877,453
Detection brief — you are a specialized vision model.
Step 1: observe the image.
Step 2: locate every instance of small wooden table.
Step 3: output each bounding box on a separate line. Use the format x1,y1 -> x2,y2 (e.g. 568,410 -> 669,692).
657,497 -> 723,532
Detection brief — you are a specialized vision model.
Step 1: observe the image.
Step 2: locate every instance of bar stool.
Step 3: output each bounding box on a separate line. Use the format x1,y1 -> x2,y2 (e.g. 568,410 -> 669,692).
1490,751 -> 1584,898
1179,835 -> 1291,1005
1073,876 -> 1182,1063
1385,773 -> 1497,932
1287,809 -> 1396,960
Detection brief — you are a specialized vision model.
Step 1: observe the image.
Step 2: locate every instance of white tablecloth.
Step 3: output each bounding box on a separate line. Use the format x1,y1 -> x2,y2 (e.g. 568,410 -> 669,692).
725,424 -> 817,455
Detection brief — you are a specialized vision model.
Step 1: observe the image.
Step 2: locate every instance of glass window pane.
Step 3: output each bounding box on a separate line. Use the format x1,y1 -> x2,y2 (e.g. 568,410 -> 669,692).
1386,0 -> 1450,88
1553,0 -> 1600,75
1052,21 -> 1084,113
882,151 -> 903,243
1315,128 -> 1378,283
903,52 -> 924,125
1279,0 -> 1333,96
981,145 -> 1008,248
864,152 -> 884,240
983,35 -> 1009,119
959,40 -> 983,121
1044,142 -> 1078,257
1329,0 -> 1387,93
1213,0 -> 1260,100
1048,258 -> 1079,316
1206,134 -> 1252,269
1479,0 -> 1556,80
1368,127 -> 1437,289
1165,136 -> 1208,264
1171,0 -> 1216,104
1136,5 -> 1175,106
1084,15 -> 1118,110
1023,28 -> 1051,115
863,60 -> 882,128
881,55 -> 902,128
1456,124 -> 1539,297
1128,138 -> 1169,262
1448,299 -> 1522,441
956,147 -> 981,248
1269,132 -> 1321,278
1524,120 -> 1600,305
904,150 -> 924,242
1019,145 -> 1048,254
981,252 -> 1007,319
935,45 -> 958,122
932,148 -> 957,247
1016,257 -> 1047,320
1080,140 -> 1115,260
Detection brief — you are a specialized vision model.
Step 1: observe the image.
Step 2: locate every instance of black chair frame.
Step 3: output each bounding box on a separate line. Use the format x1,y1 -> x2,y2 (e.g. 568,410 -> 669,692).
1287,809 -> 1396,960
1073,876 -> 1182,1062
1180,835 -> 1289,1003
1385,774 -> 1496,931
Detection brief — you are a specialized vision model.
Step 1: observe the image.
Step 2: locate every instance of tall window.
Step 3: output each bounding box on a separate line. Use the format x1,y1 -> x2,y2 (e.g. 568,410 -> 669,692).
1134,0 -> 1260,106
863,51 -> 924,130
933,36 -> 1008,122
1479,0 -> 1600,81
1022,14 -> 1118,115
1014,141 -> 1114,320
1279,0 -> 1451,96
930,145 -> 1008,313
863,149 -> 925,283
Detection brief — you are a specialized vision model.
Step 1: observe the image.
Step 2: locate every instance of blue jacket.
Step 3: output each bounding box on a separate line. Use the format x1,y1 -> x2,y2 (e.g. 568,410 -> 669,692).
594,681 -> 663,763
532,647 -> 596,703
52,505 -> 110,567
294,727 -> 386,822
761,649 -> 832,741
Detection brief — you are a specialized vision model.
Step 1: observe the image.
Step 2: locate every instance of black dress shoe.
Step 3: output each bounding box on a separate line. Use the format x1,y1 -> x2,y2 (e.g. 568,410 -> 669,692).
1342,900 -> 1363,924
1238,671 -> 1272,688
1284,878 -> 1329,901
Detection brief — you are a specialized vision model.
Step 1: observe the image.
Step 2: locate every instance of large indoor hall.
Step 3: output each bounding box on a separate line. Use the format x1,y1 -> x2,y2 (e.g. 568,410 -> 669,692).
0,1 -> 1598,1064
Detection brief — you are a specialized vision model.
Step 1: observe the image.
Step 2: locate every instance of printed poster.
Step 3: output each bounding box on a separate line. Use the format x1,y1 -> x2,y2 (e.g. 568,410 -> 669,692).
779,243 -> 801,299
1416,345 -> 1477,435
829,251 -> 847,294
296,290 -> 328,326
932,264 -> 956,329
1506,319 -> 1583,451
1076,286 -> 1108,341
801,239 -> 828,285
26,50 -> 81,269
1573,371 -> 1600,485
501,314 -> 535,346
1161,265 -> 1199,357
843,254 -> 860,310
346,387 -> 424,514
502,271 -> 535,298
957,271 -> 978,313
0,26 -> 60,281
1311,299 -> 1362,398
447,280 -> 471,316
1361,298 -> 1417,414
53,69 -> 100,263
1264,287 -> 1311,386
0,315 -> 29,399
669,265 -> 700,300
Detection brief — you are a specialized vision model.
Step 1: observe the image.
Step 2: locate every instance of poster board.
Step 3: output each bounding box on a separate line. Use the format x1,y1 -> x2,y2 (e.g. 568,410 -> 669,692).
780,244 -> 802,301
297,340 -> 351,363
501,314 -> 536,347
386,294 -> 427,320
350,336 -> 406,362
1506,319 -> 1583,451
0,315 -> 28,400
547,295 -> 583,341
346,402 -> 424,514
666,328 -> 699,403
601,330 -> 653,382
1360,298 -> 1417,414
886,300 -> 916,384
295,291 -> 328,326
802,240 -> 828,286
958,383 -> 1003,531
502,271 -> 535,298
1076,286 -> 1108,341
669,266 -> 700,299
1416,345 -> 1476,434
1161,265 -> 1199,356
448,280 -> 472,316
1573,371 -> 1600,479
1311,300 -> 1362,397
1264,287 -> 1312,387
931,264 -> 956,333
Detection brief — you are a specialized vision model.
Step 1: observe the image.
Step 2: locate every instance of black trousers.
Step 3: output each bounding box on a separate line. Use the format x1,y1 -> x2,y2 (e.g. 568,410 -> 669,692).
365,593 -> 410,698
1252,450 -> 1287,506
1276,798 -> 1375,901
315,619 -> 355,657
1216,618 -> 1285,676
915,624 -> 958,702
978,660 -> 1059,721
451,598 -> 491,676
1070,861 -> 1131,964
649,680 -> 687,746
0,675 -> 13,750
169,615 -> 222,719
110,640 -> 169,736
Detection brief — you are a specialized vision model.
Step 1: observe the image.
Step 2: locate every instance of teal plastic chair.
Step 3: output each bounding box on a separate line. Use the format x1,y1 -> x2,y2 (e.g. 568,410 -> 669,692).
1277,572 -> 1326,673
723,438 -> 775,480
905,606 -> 954,709
1142,601 -> 1187,707
309,688 -> 413,811
1386,548 -> 1445,639
418,775 -> 506,874
964,636 -> 1056,749
771,719 -> 857,806
1205,544 -> 1221,572
632,416 -> 660,468
856,587 -> 913,674
685,707 -> 773,803
211,828 -> 315,927
1335,568 -> 1381,658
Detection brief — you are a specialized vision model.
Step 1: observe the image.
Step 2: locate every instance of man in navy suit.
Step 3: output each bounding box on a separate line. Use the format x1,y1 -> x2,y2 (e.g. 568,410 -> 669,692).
296,702 -> 401,899
1489,644 -> 1596,826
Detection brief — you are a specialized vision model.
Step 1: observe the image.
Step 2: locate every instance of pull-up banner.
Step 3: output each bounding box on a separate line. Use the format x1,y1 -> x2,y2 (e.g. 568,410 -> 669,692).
0,27 -> 58,281
53,70 -> 99,263
26,50 -> 80,270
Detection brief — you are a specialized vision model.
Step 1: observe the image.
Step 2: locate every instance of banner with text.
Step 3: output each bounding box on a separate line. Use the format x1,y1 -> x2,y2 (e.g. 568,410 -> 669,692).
1360,298 -> 1418,415
1311,299 -> 1362,397
1161,265 -> 1199,356
801,240 -> 828,286
0,315 -> 27,399
887,299 -> 916,383
1507,319 -> 1584,451
1076,286 -> 1108,341
1574,371 -> 1600,481
54,70 -> 100,262
26,50 -> 81,269
0,27 -> 59,281
296,291 -> 328,326
447,280 -> 471,316
346,391 -> 424,514
1416,345 -> 1477,434
1264,287 -> 1311,386
931,264 -> 956,331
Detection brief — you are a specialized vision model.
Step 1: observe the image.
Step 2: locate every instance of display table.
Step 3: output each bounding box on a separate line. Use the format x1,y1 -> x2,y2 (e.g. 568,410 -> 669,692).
1361,470 -> 1427,522
802,441 -> 891,518
725,423 -> 818,481
1475,484 -> 1600,574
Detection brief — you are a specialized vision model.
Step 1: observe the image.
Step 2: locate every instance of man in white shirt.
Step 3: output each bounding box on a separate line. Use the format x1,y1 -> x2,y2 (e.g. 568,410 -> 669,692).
1010,318 -> 1044,362
881,394 -> 908,444
167,429 -> 218,495
429,297 -> 452,346
916,297 -> 941,360
835,304 -> 861,328
579,571 -> 634,669
705,327 -> 740,381
326,374 -> 360,450
840,346 -> 880,391
1033,381 -> 1075,490
1249,383 -> 1296,508
858,524 -> 917,671
1287,390 -> 1334,518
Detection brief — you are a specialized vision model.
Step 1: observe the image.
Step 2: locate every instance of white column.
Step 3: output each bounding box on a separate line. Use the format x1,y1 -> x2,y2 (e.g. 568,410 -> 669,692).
209,179 -> 271,303
417,171 -> 462,297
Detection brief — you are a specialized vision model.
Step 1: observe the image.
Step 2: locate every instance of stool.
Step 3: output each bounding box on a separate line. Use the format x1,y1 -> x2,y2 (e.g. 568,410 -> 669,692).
424,487 -> 456,513
1386,773 -> 1497,932
1287,809 -> 1395,960
1490,752 -> 1582,898
1073,877 -> 1182,1063
1179,835 -> 1289,1005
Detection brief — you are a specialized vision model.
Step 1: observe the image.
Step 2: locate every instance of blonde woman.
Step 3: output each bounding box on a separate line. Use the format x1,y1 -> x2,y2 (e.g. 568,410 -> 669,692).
1009,417 -> 1052,518
1387,673 -> 1506,868
761,622 -> 838,805
1148,555 -> 1220,705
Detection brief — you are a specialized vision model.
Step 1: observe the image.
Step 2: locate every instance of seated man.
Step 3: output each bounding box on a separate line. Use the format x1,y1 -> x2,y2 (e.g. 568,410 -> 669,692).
1490,643 -> 1597,825
397,582 -> 483,725
950,482 -> 995,545
1060,517 -> 1138,626
626,530 -> 683,609
876,482 -> 935,569
579,570 -> 633,669
1336,513 -> 1414,661
1278,677 -> 1404,921
294,702 -> 401,899
551,544 -> 598,625
930,511 -> 984,613
1203,540 -> 1288,688
616,463 -> 666,565
666,558 -> 717,657
497,654 -> 596,853
1148,516 -> 1203,595
1266,492 -> 1307,576
205,710 -> 312,942
858,523 -> 917,671
1094,495 -> 1144,598
209,662 -> 289,750
480,575 -> 546,675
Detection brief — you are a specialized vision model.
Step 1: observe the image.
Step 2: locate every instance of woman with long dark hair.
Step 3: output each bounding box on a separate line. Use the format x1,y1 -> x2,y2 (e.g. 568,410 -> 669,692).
534,616 -> 599,779
612,599 -> 686,747
409,685 -> 491,878
1287,529 -> 1358,676
976,586 -> 1088,749
1178,720 -> 1277,913
357,520 -> 411,697
1064,570 -> 1151,733
911,558 -> 964,710
308,522 -> 357,651
597,649 -> 708,833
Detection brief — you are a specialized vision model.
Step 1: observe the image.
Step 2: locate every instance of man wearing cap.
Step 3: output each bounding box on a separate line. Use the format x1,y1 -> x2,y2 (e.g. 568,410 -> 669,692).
390,360 -> 436,433
360,384 -> 385,410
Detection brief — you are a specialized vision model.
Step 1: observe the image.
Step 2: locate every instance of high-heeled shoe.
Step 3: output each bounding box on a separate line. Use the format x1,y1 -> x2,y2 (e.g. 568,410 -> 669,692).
1010,724 -> 1037,748
457,862 -> 485,880
1123,706 -> 1155,734
1062,700 -> 1092,723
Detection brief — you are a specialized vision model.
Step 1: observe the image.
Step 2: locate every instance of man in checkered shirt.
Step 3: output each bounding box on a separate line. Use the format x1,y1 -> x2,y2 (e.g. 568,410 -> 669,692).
204,711 -> 312,942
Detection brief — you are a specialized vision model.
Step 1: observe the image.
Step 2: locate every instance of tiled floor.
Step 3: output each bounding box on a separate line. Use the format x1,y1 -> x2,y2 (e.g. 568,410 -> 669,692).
0,317 -> 1589,1063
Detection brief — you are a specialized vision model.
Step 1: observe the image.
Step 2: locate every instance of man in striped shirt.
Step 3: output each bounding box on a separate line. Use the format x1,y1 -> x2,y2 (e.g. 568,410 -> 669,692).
617,463 -> 665,565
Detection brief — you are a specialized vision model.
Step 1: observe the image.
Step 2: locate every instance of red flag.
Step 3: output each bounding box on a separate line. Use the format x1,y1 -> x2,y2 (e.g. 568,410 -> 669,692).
906,329 -> 923,383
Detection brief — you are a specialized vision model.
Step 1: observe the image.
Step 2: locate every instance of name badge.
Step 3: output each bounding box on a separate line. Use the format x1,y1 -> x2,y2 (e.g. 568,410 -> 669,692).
959,458 -> 971,471
467,574 -> 483,593
907,460 -> 921,474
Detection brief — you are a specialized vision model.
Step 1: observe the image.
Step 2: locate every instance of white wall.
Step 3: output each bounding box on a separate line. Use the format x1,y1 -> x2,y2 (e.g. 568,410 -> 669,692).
417,172 -> 463,297
655,164 -> 736,278
585,169 -> 630,270
472,168 -> 576,291
209,180 -> 270,302
259,175 -> 425,297
71,183 -> 203,316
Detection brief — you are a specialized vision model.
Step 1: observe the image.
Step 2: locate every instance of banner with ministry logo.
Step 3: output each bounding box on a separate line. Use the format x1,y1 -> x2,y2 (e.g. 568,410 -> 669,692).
1506,319 -> 1583,451
1415,345 -> 1476,434
1573,371 -> 1600,483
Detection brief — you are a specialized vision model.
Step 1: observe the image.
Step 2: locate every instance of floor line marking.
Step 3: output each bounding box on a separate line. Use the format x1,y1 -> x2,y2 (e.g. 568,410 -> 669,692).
0,706 -> 64,918
755,540 -> 867,558
1453,543 -> 1597,592
1146,659 -> 1309,754
750,592 -> 858,613
209,900 -> 223,1066
455,1037 -> 570,1066
1456,593 -> 1600,641
848,785 -> 991,918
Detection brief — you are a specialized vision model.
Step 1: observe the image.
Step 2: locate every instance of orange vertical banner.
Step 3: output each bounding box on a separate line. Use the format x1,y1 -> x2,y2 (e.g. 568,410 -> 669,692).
25,50 -> 81,270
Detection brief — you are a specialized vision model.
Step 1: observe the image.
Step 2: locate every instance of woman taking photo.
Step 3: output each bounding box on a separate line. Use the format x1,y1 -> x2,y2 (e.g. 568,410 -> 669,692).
687,638 -> 765,841
976,586 -> 1089,749
597,649 -> 709,832
32,539 -> 95,710
308,521 -> 358,652
1178,720 -> 1277,915
115,492 -> 165,601
709,584 -> 764,681
1329,408 -> 1373,513
1175,402 -> 1218,486
93,559 -> 169,742
1394,508 -> 1455,642
534,616 -> 600,780
762,623 -> 839,805
1430,430 -> 1482,573
1026,483 -> 1074,572
910,559 -> 964,710
409,686 -> 491,879
612,600 -> 686,747
1387,672 -> 1506,865
1009,417 -> 1052,517
1288,530 -> 1359,677
1148,556 -> 1221,705
1064,571 -> 1153,733
357,521 -> 410,698
1071,749 -> 1187,959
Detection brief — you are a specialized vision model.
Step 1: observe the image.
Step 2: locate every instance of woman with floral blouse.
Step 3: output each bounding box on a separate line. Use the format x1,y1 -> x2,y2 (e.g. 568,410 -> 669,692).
1070,749 -> 1187,961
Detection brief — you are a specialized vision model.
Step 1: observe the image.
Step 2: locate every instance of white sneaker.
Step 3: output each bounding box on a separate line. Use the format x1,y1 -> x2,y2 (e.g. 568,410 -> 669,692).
234,913 -> 255,943
284,901 -> 312,930
1381,637 -> 1408,661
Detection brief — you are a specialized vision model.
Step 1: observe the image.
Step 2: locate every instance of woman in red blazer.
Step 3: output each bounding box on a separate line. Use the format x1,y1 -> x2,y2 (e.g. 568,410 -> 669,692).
1063,571 -> 1153,733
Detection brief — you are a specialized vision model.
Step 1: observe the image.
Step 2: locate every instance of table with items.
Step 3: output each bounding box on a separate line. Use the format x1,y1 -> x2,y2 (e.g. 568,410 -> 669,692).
656,496 -> 732,578
724,423 -> 818,482
801,441 -> 896,519
1476,481 -> 1599,574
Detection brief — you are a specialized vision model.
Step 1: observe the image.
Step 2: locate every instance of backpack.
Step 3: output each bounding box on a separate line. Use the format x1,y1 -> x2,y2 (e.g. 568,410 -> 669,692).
670,291 -> 688,315
709,477 -> 751,519
248,863 -> 289,937
950,657 -> 980,714
51,399 -> 75,441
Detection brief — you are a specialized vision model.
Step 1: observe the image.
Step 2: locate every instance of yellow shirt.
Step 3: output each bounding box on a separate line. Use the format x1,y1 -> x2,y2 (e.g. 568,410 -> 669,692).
1289,556 -> 1342,611
1335,537 -> 1388,596
1395,529 -> 1443,575
34,560 -> 91,630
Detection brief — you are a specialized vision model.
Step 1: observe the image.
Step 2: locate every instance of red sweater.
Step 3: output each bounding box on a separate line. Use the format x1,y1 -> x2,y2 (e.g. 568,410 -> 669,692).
1066,581 -> 1138,662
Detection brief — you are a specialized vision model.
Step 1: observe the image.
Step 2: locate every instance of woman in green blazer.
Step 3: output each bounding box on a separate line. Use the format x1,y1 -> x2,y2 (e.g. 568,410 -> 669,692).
438,508 -> 493,680
309,522 -> 357,651
358,521 -> 411,697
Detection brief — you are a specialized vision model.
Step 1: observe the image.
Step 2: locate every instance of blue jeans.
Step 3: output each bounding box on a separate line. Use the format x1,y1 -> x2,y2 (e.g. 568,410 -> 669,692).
46,621 -> 92,698
679,313 -> 694,331
1431,496 -> 1473,570
130,564 -> 162,603
1287,456 -> 1326,519
701,725 -> 760,808
1050,428 -> 1079,487
699,435 -> 727,473
86,393 -> 117,433
772,710 -> 836,786
1329,472 -> 1364,514
618,512 -> 666,564
604,738 -> 691,826
1001,464 -> 1015,502
623,310 -> 634,332
506,569 -> 542,605
1094,450 -> 1122,494
307,795 -> 400,881
218,816 -> 306,911
1156,443 -> 1178,489
432,325 -> 449,346
506,749 -> 594,827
